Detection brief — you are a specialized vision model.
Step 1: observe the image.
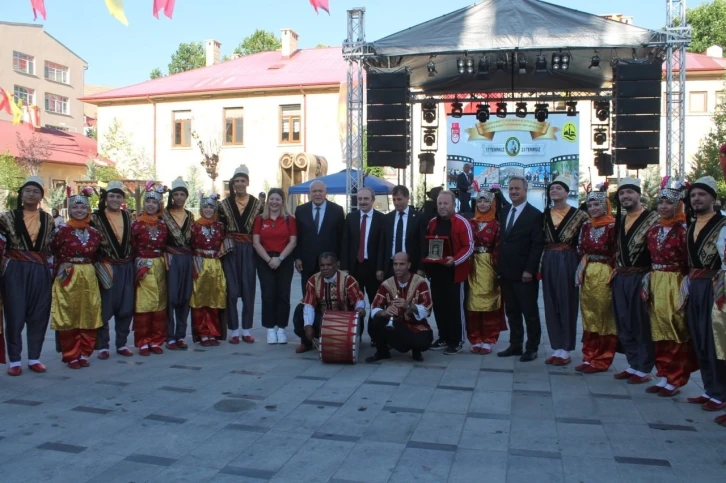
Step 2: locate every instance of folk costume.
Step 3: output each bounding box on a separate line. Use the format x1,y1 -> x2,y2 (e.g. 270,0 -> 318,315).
369,273 -> 434,360
0,176 -> 54,374
575,190 -> 618,373
218,165 -> 262,342
91,181 -> 135,357
50,190 -> 103,369
294,270 -> 365,350
466,191 -> 506,354
163,177 -> 194,349
190,195 -> 227,346
131,186 -> 169,355
684,176 -> 726,410
712,224 -> 726,424
0,234 -> 6,365
612,177 -> 659,383
542,175 -> 589,365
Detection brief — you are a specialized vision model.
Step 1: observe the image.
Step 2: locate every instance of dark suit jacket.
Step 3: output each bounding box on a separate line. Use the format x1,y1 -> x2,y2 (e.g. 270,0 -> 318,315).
340,209 -> 384,273
294,200 -> 345,272
457,171 -> 472,207
497,202 -> 544,281
377,206 -> 426,274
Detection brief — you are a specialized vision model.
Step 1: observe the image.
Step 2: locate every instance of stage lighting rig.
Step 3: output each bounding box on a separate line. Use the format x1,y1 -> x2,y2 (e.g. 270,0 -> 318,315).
423,128 -> 437,148
451,100 -> 463,118
517,55 -> 527,75
595,101 -> 610,122
496,56 -> 507,71
589,54 -> 600,70
465,57 -> 474,74
566,101 -> 577,116
476,56 -> 490,79
593,127 -> 607,146
535,54 -> 547,73
496,102 -> 507,118
476,103 -> 490,123
427,57 -> 437,77
534,103 -> 549,122
551,52 -> 570,71
515,102 -> 527,118
422,101 -> 437,125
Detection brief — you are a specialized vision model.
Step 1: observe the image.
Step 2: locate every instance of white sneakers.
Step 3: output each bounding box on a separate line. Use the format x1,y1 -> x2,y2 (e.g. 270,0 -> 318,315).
267,329 -> 278,344
277,328 -> 287,344
267,328 -> 288,344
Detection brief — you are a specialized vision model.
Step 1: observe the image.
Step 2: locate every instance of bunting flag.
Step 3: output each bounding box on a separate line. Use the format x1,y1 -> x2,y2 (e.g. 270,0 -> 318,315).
105,0 -> 129,26
309,0 -> 330,14
30,0 -> 46,20
23,104 -> 41,130
10,97 -> 24,125
153,0 -> 175,19
0,88 -> 12,115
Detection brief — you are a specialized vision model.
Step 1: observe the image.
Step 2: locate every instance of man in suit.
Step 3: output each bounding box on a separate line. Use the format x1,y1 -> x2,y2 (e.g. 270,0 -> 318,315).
457,164 -> 474,213
378,185 -> 426,278
341,187 -> 384,338
294,180 -> 345,295
497,176 -> 544,362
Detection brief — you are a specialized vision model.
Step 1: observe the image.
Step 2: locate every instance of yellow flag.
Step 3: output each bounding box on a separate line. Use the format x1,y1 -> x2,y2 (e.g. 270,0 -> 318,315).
97,180 -> 108,190
11,97 -> 23,125
105,0 -> 129,26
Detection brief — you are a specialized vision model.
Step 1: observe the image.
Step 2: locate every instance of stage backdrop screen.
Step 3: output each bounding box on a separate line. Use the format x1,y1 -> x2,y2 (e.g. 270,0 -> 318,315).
447,113 -> 580,210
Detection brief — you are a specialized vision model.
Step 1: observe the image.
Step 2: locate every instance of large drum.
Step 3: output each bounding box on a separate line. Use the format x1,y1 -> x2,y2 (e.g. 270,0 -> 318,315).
319,311 -> 359,364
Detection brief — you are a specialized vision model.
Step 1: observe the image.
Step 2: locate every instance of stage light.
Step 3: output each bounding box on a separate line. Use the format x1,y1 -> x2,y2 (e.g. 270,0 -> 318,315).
535,54 -> 547,73
496,102 -> 507,118
552,53 -> 561,71
534,103 -> 549,122
517,55 -> 527,75
595,101 -> 610,122
476,103 -> 490,123
589,55 -> 600,70
451,101 -> 463,118
515,102 -> 527,118
422,101 -> 437,124
566,101 -> 577,116
551,51 -> 570,71
593,127 -> 607,146
595,150 -> 613,176
496,57 -> 506,71
423,128 -> 437,147
466,57 -> 474,75
427,58 -> 437,77
476,56 -> 490,79
457,57 -> 465,74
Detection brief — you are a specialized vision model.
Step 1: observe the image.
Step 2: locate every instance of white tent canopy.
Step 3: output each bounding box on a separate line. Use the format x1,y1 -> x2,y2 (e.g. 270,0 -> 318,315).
368,0 -> 665,93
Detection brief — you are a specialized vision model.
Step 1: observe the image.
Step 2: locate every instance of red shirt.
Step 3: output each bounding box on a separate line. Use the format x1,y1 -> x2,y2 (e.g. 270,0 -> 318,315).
253,214 -> 297,253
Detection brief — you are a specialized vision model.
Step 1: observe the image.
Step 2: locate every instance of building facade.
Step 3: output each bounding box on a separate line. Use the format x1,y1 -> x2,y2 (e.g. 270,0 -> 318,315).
0,21 -> 87,133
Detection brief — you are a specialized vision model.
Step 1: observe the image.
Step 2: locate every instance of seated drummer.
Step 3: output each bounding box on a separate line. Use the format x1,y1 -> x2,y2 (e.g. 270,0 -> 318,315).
366,252 -> 434,363
293,252 -> 365,354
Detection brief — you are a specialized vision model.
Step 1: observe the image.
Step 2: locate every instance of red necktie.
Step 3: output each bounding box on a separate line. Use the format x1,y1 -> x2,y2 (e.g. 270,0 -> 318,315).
357,213 -> 368,263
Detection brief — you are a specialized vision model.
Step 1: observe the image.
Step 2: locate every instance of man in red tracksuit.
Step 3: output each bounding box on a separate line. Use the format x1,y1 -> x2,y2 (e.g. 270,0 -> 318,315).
423,190 -> 474,355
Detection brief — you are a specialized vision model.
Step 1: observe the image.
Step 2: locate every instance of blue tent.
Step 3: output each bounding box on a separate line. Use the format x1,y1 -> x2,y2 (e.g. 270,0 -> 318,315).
288,169 -> 395,195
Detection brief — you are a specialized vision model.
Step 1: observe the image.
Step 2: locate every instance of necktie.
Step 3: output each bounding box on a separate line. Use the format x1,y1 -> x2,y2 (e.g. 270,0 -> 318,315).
395,211 -> 404,255
505,207 -> 517,234
357,213 -> 368,263
314,206 -> 321,234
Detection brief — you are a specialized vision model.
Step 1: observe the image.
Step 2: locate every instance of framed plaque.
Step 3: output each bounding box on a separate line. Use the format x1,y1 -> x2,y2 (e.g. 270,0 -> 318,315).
423,236 -> 451,264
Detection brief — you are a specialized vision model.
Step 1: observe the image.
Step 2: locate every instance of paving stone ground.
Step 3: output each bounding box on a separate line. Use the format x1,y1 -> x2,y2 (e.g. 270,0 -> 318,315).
0,273 -> 724,482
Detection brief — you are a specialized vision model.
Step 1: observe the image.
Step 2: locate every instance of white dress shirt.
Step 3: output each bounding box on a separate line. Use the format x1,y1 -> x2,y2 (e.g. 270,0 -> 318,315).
391,207 -> 410,258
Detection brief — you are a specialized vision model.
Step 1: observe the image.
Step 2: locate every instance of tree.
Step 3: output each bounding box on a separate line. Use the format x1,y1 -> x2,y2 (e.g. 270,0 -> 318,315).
168,42 -> 205,75
16,132 -> 51,175
186,165 -> 202,209
233,30 -> 281,56
47,185 -> 67,210
86,126 -> 97,140
686,0 -> 726,55
0,152 -> 27,191
316,43 -> 330,48
100,118 -> 156,180
689,91 -> 726,184
150,68 -> 164,80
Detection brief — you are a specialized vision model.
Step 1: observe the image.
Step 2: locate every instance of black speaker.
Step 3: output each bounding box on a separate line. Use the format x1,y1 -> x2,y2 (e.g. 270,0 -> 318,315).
368,152 -> 409,169
367,120 -> 408,136
366,70 -> 411,169
614,63 -> 662,81
418,153 -> 435,174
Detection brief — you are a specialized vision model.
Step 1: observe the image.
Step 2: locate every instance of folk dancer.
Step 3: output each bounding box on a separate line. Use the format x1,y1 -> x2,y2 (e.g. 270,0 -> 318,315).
190,194 -> 227,347
424,190 -> 474,355
367,252 -> 433,362
684,176 -> 726,413
542,175 -> 588,366
50,189 -> 103,369
643,181 -> 697,397
163,177 -> 194,350
91,181 -> 135,359
0,176 -> 55,376
612,177 -> 659,384
293,252 -> 365,353
575,186 -> 618,373
0,234 -> 5,365
131,184 -> 169,356
466,190 -> 506,354
711,202 -> 726,426
218,165 -> 262,344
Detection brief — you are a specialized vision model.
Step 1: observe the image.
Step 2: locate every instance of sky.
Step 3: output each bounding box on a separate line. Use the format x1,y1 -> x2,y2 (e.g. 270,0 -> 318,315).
1,0 -> 713,88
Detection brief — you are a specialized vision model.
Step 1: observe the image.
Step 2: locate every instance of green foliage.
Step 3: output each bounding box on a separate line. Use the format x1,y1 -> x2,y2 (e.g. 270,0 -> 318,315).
186,165 -> 202,209
0,152 -> 27,209
86,126 -> 97,140
168,42 -> 205,75
150,68 -> 164,80
689,91 -> 726,183
47,185 -> 68,209
100,118 -> 155,180
233,30 -> 281,56
639,166 -> 663,210
686,0 -> 726,55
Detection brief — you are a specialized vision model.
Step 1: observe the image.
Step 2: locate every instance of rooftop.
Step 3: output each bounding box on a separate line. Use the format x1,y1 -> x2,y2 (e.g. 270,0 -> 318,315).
81,47 -> 347,103
0,21 -> 87,64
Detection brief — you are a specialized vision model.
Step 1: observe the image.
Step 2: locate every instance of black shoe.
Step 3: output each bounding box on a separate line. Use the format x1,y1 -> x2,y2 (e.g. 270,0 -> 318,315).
497,346 -> 523,357
519,351 -> 538,362
365,351 -> 391,363
444,342 -> 463,355
430,339 -> 447,351
371,341 -> 377,348
412,350 -> 423,362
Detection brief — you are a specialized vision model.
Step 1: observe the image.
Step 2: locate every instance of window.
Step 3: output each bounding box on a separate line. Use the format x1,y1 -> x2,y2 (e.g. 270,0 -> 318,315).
224,108 -> 244,145
13,51 -> 34,75
45,124 -> 70,132
45,93 -> 69,114
173,111 -> 192,147
689,91 -> 707,113
13,85 -> 35,106
280,104 -> 301,143
44,61 -> 69,84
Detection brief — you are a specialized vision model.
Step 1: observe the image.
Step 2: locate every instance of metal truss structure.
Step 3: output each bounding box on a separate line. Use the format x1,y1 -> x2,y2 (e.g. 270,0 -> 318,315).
408,90 -> 613,103
664,0 -> 690,178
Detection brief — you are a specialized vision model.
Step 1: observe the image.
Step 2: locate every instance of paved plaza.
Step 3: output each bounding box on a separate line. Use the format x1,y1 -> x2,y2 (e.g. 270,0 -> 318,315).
0,274 -> 724,483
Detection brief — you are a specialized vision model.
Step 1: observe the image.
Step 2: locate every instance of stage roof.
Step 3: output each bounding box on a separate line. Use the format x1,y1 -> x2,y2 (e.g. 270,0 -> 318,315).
367,0 -> 665,94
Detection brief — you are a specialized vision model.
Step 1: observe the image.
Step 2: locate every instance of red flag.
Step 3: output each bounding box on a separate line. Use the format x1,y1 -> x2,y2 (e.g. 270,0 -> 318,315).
153,0 -> 175,19
0,88 -> 12,115
30,0 -> 46,20
309,0 -> 330,14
